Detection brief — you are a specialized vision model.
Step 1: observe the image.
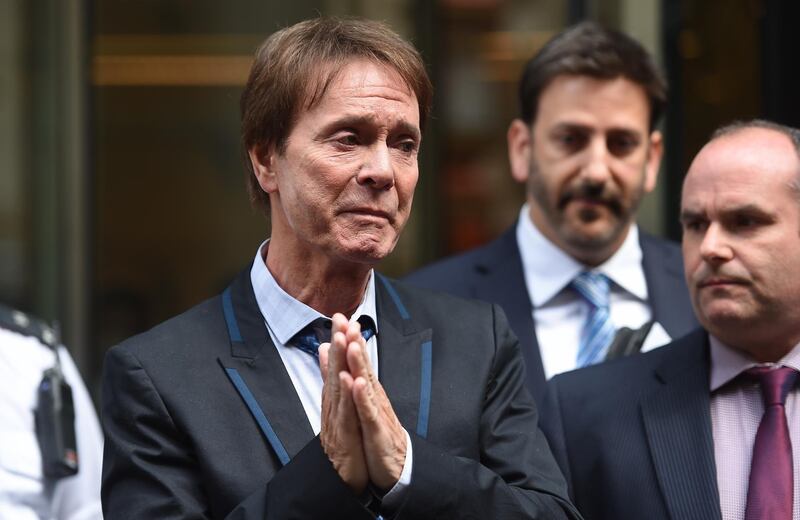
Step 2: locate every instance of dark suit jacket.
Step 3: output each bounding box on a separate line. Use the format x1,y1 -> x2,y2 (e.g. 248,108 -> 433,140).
539,328 -> 722,520
101,267 -> 581,520
404,224 -> 698,404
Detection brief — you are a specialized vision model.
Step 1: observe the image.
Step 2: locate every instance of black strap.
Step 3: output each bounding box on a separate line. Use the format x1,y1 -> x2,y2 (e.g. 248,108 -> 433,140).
605,320 -> 654,361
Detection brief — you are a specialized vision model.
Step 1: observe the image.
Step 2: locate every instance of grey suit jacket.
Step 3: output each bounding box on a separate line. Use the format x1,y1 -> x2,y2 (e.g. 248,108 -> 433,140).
101,267 -> 581,520
540,328 -> 722,520
405,223 -> 698,404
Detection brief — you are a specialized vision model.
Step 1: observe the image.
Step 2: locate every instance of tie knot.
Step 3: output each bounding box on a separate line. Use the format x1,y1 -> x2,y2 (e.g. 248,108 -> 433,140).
572,271 -> 610,310
288,317 -> 331,358
745,366 -> 798,407
289,316 -> 377,359
357,315 -> 377,342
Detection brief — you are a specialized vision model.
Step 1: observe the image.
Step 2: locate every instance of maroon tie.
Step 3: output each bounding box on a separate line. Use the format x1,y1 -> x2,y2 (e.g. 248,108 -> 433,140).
745,366 -> 798,520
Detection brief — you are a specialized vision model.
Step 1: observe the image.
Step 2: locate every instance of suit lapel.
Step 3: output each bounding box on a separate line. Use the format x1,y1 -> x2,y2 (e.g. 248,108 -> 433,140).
640,233 -> 693,338
217,268 -> 315,462
217,269 -> 435,462
641,330 -> 722,520
375,275 -> 433,437
472,227 -> 547,401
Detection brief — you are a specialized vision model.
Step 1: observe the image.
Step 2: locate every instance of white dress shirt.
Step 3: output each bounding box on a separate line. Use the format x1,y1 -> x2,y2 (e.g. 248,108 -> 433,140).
710,337 -> 800,520
0,328 -> 103,520
515,204 -> 672,379
249,242 -> 411,505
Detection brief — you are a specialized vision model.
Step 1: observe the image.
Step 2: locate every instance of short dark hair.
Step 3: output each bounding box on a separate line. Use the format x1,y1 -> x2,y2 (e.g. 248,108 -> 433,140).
518,21 -> 667,130
711,119 -> 800,197
240,17 -> 433,214
712,119 -> 800,155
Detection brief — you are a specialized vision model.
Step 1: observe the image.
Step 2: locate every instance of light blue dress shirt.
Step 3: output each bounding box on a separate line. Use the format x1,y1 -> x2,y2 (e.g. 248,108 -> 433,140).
249,241 -> 412,506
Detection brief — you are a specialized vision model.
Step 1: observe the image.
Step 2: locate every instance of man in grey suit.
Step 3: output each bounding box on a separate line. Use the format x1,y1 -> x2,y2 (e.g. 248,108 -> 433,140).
406,22 -> 697,404
541,120 -> 800,520
101,17 -> 579,520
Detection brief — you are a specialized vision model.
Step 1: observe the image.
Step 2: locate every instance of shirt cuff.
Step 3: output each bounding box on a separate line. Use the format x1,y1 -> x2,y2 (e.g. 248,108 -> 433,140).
379,428 -> 413,511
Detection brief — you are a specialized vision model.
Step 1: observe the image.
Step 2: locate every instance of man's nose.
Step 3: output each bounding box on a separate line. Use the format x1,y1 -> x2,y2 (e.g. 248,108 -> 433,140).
579,138 -> 612,185
356,144 -> 394,190
699,223 -> 734,264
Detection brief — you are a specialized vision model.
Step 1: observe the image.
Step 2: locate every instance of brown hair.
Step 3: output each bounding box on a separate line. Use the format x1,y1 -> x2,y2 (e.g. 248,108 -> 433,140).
240,17 -> 433,213
518,21 -> 667,131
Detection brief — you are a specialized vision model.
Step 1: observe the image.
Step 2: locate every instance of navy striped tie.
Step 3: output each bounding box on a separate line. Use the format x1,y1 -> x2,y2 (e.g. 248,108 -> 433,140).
572,272 -> 615,368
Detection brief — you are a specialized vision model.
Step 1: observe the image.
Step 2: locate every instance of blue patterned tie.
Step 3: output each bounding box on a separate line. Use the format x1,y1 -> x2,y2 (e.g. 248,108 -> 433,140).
572,271 -> 615,368
289,316 -> 376,360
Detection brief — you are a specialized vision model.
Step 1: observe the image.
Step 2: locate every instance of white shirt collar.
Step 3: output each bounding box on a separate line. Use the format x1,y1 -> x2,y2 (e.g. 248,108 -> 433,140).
249,240 -> 378,345
515,203 -> 649,307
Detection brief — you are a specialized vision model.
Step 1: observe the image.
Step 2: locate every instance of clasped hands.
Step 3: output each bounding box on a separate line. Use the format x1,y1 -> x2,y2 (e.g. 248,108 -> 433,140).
318,313 -> 406,495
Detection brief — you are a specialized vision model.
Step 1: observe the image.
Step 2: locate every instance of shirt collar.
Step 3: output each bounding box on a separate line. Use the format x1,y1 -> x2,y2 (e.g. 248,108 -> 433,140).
709,335 -> 800,392
515,203 -> 648,306
249,240 -> 378,345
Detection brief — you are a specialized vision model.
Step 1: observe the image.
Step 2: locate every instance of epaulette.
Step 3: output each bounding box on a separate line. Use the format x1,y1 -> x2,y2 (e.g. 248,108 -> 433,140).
0,303 -> 59,348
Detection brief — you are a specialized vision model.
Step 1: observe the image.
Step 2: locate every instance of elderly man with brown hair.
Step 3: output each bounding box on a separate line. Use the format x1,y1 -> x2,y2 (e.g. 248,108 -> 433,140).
100,17 -> 579,520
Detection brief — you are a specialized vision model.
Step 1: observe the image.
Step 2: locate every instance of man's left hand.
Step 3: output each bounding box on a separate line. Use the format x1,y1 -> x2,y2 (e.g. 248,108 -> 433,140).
343,318 -> 407,492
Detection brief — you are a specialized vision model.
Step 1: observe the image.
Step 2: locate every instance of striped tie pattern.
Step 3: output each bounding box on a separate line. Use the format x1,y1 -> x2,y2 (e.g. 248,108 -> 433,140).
289,316 -> 376,361
572,271 -> 615,368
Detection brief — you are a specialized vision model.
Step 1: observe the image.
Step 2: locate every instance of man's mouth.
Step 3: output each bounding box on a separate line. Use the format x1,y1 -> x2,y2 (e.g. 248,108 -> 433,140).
344,208 -> 392,221
570,197 -> 608,208
697,277 -> 747,289
559,194 -> 622,216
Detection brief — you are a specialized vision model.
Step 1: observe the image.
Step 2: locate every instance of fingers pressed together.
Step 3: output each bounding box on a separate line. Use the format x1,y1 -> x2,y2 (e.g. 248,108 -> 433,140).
318,313 -> 407,493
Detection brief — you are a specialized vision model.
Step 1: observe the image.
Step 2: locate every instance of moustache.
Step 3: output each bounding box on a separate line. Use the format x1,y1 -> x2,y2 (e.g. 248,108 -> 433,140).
557,182 -> 623,216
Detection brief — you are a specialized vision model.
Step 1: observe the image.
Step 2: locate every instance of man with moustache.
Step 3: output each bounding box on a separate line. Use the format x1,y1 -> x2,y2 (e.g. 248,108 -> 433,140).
406,22 -> 697,404
540,120 -> 800,520
100,17 -> 579,520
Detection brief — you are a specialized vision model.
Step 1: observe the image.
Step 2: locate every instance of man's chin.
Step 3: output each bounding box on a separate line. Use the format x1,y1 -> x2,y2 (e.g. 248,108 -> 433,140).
336,237 -> 396,265
698,301 -> 752,327
701,311 -> 761,348
561,223 -> 622,251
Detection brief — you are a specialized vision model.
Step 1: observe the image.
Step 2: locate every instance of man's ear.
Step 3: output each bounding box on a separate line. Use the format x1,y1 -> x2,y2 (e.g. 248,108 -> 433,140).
247,142 -> 279,194
508,119 -> 533,184
643,130 -> 664,194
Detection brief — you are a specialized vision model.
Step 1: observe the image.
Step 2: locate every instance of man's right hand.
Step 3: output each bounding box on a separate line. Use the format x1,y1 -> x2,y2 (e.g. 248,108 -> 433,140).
319,314 -> 368,494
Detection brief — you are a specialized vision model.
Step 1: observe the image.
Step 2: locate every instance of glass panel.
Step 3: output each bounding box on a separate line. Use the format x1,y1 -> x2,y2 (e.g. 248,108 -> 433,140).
434,0 -> 569,254
0,0 -> 31,310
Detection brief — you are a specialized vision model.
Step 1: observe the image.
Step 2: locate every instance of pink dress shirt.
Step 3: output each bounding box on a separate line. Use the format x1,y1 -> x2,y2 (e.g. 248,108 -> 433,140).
709,337 -> 800,520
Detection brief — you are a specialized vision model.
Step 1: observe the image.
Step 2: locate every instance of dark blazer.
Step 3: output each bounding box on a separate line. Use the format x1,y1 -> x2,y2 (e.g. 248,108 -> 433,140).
101,267 -> 581,520
539,328 -> 722,520
404,224 -> 698,404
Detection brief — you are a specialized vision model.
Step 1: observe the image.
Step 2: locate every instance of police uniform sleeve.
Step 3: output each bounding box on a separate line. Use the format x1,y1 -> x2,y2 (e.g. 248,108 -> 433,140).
51,346 -> 104,520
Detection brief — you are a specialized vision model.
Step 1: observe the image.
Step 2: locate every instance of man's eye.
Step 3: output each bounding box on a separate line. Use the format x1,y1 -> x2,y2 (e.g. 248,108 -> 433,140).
607,135 -> 639,156
682,219 -> 706,232
733,215 -> 758,229
337,134 -> 359,146
555,133 -> 587,150
397,140 -> 418,154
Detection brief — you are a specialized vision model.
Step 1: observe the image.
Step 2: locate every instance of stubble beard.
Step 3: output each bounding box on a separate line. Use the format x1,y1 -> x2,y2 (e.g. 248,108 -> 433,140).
526,158 -> 646,256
